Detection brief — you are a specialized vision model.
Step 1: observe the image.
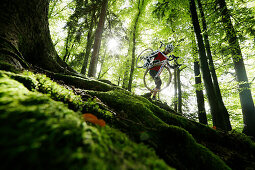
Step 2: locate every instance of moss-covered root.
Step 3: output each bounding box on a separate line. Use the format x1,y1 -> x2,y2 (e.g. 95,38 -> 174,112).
86,90 -> 231,169
0,73 -> 173,169
150,126 -> 231,170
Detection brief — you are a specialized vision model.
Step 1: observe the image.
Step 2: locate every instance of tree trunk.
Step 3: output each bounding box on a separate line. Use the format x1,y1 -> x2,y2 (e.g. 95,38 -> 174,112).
177,68 -> 182,114
81,9 -> 96,75
88,0 -> 108,77
63,31 -> 71,62
97,49 -> 106,79
192,41 -> 208,124
217,0 -> 255,136
0,0 -> 74,73
197,0 -> 230,127
122,60 -> 130,89
127,26 -> 138,92
189,0 -> 231,130
194,60 -> 208,125
128,0 -> 144,92
174,68 -> 178,112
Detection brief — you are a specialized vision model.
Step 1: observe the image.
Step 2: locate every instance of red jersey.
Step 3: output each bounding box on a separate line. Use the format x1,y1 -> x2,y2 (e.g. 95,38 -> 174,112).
150,52 -> 167,71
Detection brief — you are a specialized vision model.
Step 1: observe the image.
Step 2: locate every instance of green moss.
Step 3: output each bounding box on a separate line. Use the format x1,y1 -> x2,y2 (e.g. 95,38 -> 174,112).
86,89 -> 231,169
0,61 -> 19,73
153,126 -> 230,170
0,73 -> 173,169
1,70 -> 253,169
1,70 -> 37,90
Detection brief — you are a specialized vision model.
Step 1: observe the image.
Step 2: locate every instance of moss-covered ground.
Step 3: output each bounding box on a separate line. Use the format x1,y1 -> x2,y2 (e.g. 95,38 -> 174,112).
1,69 -> 255,169
0,70 -> 173,170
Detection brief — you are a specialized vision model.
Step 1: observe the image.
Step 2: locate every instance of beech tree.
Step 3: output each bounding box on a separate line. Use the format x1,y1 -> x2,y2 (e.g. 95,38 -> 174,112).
189,0 -> 231,130
217,0 -> 255,136
88,0 -> 108,77
127,0 -> 147,92
191,38 -> 207,125
0,0 -> 74,74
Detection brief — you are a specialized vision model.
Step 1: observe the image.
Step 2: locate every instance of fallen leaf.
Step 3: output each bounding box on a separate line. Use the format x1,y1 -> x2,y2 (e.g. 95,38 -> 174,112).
82,113 -> 106,127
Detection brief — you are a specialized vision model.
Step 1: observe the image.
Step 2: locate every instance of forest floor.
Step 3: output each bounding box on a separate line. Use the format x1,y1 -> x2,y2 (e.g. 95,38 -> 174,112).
1,68 -> 255,170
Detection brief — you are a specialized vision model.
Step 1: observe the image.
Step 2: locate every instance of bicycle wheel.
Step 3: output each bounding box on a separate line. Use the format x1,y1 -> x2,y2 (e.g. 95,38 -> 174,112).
143,66 -> 172,92
136,48 -> 153,68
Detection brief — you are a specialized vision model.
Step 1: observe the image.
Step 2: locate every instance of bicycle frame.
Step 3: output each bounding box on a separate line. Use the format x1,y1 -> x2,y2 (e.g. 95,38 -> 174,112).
137,42 -> 177,93
149,52 -> 174,79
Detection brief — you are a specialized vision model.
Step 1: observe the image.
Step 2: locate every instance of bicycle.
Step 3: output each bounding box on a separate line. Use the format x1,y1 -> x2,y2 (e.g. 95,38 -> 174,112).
136,42 -> 178,93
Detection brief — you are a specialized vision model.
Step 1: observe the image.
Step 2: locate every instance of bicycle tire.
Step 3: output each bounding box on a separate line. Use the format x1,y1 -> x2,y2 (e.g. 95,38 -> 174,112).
136,48 -> 153,68
143,66 -> 172,92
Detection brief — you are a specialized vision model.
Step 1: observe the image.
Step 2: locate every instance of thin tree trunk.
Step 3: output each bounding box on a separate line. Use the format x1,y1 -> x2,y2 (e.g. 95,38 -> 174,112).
174,67 -> 178,112
128,0 -> 143,92
217,0 -> 255,136
189,0 -> 231,130
197,0 -> 222,101
192,39 -> 208,124
191,30 -> 207,124
194,59 -> 207,124
177,68 -> 182,114
97,49 -> 106,79
197,0 -> 230,127
122,60 -> 130,89
63,31 -> 71,62
88,0 -> 108,77
81,9 -> 96,75
127,26 -> 138,92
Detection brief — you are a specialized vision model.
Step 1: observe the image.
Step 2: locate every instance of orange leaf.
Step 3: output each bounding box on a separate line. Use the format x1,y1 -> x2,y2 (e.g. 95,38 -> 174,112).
82,113 -> 106,127
83,113 -> 98,120
212,126 -> 216,130
96,119 -> 106,127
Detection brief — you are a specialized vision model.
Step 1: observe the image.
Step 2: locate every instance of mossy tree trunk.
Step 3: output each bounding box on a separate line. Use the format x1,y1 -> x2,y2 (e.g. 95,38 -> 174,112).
217,0 -> 255,137
189,0 -> 231,130
0,0 -> 74,73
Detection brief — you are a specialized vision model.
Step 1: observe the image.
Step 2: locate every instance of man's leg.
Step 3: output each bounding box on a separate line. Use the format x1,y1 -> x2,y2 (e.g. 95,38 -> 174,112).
149,70 -> 161,100
152,77 -> 161,99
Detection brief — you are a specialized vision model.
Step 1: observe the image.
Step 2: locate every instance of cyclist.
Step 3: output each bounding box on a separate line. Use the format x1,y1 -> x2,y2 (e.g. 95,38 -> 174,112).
149,44 -> 174,100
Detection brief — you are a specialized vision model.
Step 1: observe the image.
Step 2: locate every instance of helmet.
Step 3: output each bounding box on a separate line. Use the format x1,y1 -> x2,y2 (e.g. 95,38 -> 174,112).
165,44 -> 174,53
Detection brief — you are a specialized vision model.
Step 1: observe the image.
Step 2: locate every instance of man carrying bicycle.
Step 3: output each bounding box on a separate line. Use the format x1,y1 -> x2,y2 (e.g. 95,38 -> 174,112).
149,44 -> 174,100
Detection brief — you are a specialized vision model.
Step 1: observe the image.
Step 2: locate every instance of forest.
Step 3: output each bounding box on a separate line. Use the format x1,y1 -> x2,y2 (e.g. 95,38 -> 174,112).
0,0 -> 255,169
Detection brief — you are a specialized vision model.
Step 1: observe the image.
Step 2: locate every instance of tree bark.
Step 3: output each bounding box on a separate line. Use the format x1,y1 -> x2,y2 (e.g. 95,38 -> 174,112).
197,0 -> 222,101
197,0 -> 230,127
192,42 -> 208,124
97,49 -> 107,79
88,0 -> 108,77
177,68 -> 182,114
81,8 -> 96,75
0,0 -> 75,73
174,68 -> 178,112
191,32 -> 207,124
128,0 -> 144,92
189,0 -> 231,130
217,0 -> 255,136
194,60 -> 207,125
